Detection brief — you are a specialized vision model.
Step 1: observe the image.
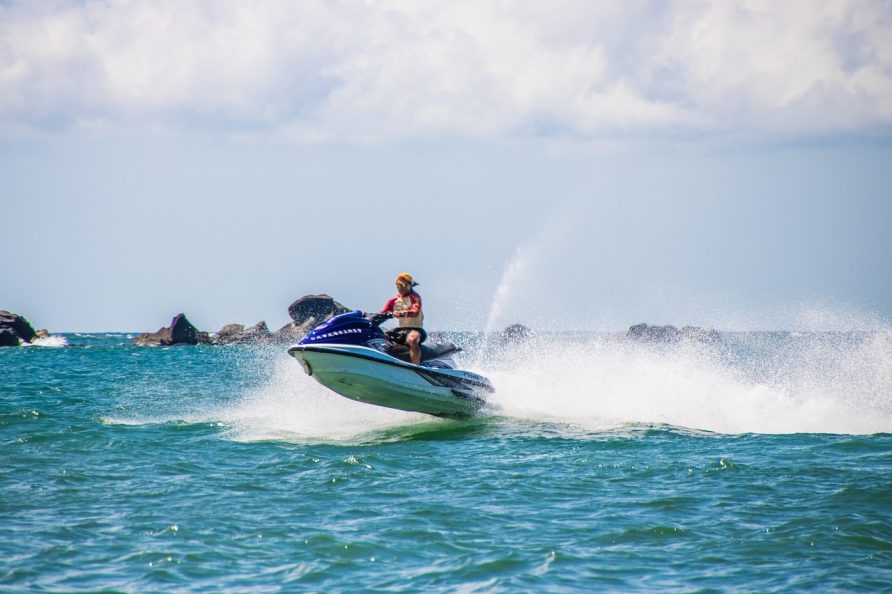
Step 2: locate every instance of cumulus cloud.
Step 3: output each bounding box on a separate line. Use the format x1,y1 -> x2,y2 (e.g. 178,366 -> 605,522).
0,0 -> 889,142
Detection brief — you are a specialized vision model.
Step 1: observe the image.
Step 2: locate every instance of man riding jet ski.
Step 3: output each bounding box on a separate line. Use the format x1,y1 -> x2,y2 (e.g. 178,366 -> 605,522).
380,272 -> 426,365
287,310 -> 494,419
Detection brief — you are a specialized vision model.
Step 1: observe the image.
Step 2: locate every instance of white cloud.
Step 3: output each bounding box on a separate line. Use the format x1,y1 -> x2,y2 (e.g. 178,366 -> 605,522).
0,0 -> 889,142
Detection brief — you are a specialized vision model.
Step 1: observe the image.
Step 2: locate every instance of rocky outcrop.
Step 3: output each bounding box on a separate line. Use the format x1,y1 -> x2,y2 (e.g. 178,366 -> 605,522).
215,324 -> 246,344
274,322 -> 306,343
499,324 -> 533,345
241,321 -> 273,343
213,321 -> 273,345
0,327 -> 20,347
130,295 -> 351,347
678,326 -> 722,343
132,313 -> 200,346
627,323 -> 721,344
275,294 -> 351,342
288,294 -> 351,326
0,311 -> 39,346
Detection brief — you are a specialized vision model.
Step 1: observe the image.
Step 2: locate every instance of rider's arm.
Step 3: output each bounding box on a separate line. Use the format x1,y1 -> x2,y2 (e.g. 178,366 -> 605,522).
380,297 -> 398,315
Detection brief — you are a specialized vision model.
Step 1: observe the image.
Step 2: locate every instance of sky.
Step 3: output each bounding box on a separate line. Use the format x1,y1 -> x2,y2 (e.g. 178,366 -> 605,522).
1,0 -> 890,332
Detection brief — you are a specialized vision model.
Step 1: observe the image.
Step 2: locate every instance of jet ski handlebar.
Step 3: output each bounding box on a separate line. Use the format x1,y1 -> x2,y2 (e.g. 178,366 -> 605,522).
364,312 -> 393,326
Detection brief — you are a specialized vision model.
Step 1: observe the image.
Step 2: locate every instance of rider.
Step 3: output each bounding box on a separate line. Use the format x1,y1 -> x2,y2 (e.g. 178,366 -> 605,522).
380,272 -> 427,365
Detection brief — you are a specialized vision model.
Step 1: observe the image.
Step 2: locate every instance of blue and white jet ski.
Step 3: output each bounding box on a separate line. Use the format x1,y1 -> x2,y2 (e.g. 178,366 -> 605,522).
288,311 -> 494,419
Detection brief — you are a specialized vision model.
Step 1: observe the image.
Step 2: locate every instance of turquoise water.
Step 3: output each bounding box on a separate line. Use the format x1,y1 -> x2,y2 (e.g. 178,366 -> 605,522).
2,332 -> 891,592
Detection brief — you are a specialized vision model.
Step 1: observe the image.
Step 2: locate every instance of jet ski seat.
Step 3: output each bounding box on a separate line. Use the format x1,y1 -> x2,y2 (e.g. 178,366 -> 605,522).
384,341 -> 462,364
422,342 -> 462,360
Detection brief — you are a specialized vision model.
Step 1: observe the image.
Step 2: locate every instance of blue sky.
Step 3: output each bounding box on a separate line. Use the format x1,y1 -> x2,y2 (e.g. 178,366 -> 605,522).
1,1 -> 890,332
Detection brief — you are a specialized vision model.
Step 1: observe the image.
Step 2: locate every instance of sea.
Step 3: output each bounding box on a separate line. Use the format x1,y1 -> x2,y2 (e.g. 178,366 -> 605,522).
2,330 -> 891,592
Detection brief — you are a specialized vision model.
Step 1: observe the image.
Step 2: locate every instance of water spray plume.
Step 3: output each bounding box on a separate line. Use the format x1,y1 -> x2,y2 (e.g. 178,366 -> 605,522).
479,331 -> 892,435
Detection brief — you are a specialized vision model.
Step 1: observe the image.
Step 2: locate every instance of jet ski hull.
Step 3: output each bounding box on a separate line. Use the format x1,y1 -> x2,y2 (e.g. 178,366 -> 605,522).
288,344 -> 492,419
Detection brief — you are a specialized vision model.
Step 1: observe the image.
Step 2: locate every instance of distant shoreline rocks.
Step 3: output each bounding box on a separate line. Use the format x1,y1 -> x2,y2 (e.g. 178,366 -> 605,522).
627,323 -> 721,344
214,321 -> 273,345
6,304 -> 729,350
131,294 -> 352,347
132,313 -> 208,346
213,294 -> 351,345
0,310 -> 52,347
498,323 -> 533,345
129,293 -> 537,349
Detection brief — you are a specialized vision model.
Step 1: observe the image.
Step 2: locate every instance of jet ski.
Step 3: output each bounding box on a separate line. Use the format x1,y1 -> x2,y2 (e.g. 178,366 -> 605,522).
288,311 -> 494,419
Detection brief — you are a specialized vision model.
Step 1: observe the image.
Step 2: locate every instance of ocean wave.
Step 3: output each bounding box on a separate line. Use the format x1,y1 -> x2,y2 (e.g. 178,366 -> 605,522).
22,336 -> 69,348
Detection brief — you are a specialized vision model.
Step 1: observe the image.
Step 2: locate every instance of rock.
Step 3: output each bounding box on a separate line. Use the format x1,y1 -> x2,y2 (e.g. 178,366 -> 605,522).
627,323 -> 720,344
132,313 -> 200,346
215,324 -> 245,344
0,327 -> 20,347
0,310 -> 38,345
170,313 -> 198,344
133,326 -> 172,346
277,318 -> 327,341
288,294 -> 350,327
132,326 -> 170,347
35,329 -> 51,339
628,323 -> 680,343
212,321 -> 274,344
274,322 -> 302,343
274,294 -> 352,343
680,326 -> 722,343
242,321 -> 272,343
499,324 -> 533,344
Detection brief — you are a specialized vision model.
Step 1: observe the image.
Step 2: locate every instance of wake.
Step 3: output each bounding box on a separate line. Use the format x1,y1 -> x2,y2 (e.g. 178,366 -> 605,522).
481,331 -> 892,435
140,329 -> 892,442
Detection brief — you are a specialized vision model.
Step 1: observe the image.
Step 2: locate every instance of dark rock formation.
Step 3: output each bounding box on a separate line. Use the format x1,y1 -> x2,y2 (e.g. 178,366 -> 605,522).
277,294 -> 352,342
274,322 -> 306,343
0,310 -> 38,346
0,327 -> 20,347
130,295 -> 351,347
170,313 -> 198,344
242,321 -> 272,343
679,325 -> 722,343
499,324 -> 533,344
132,313 -> 200,346
215,324 -> 246,343
214,321 -> 273,345
628,323 -> 679,342
627,323 -> 720,344
288,294 -> 350,326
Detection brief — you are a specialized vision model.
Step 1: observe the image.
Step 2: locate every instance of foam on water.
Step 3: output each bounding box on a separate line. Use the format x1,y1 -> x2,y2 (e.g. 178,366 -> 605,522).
467,219 -> 892,436
481,330 -> 892,435
218,356 -> 431,443
212,329 -> 891,441
22,335 -> 69,347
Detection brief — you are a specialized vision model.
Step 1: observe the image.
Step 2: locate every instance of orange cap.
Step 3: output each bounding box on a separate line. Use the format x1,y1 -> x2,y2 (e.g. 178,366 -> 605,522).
396,272 -> 417,286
